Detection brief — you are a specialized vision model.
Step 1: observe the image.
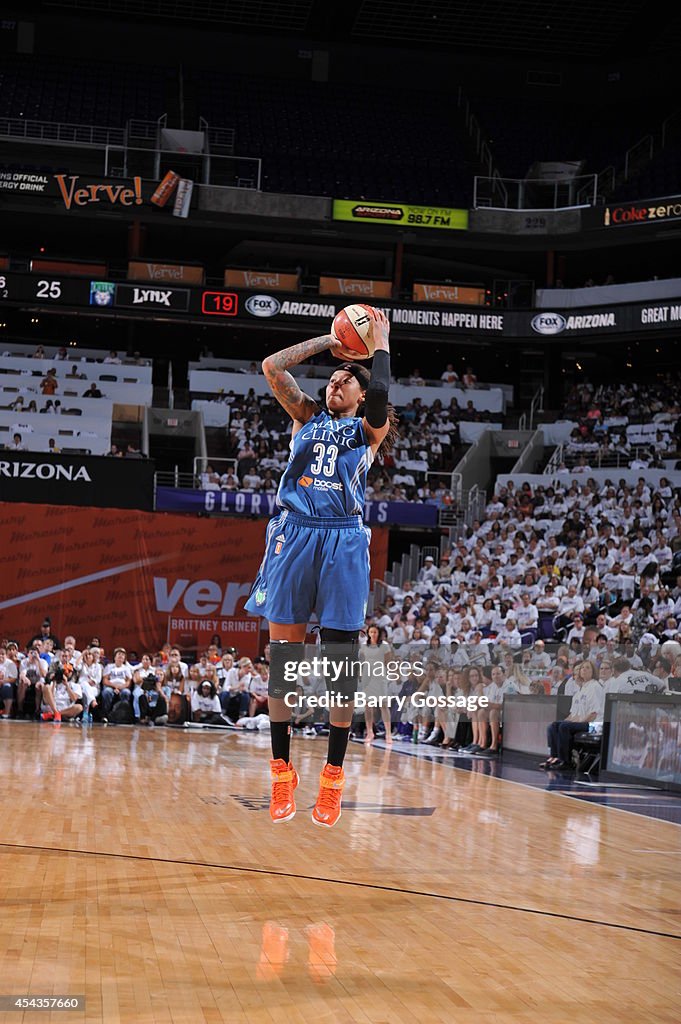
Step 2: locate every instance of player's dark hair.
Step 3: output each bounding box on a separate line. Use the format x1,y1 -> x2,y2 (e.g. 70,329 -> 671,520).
332,362 -> 398,458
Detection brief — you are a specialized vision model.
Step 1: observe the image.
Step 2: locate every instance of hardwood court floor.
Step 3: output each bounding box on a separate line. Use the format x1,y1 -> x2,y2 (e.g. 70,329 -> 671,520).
0,723 -> 679,1024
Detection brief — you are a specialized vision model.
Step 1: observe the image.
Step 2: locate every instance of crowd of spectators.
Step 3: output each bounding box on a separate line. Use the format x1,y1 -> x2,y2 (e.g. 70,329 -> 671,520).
0,622 -> 275,728
366,474 -> 681,650
352,470 -> 681,753
560,376 -> 681,470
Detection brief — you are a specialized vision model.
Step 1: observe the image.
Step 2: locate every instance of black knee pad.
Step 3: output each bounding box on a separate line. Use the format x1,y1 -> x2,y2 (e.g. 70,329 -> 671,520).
320,628 -> 360,649
268,640 -> 305,699
319,628 -> 360,704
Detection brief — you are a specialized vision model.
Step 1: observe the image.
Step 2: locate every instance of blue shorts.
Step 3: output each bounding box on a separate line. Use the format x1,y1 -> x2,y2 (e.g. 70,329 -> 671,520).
244,510 -> 371,631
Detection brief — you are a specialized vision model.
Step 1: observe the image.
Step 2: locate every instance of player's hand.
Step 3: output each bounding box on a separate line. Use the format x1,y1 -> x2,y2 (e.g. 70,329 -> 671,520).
328,332 -> 358,361
367,307 -> 390,352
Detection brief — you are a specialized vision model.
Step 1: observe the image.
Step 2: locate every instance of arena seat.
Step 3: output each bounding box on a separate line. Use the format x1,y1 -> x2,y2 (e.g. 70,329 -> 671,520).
571,731 -> 602,775
192,71 -> 476,203
0,53 -> 172,126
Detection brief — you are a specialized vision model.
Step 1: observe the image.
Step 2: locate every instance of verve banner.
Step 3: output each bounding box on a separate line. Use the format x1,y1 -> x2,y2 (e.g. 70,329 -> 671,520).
0,503 -> 388,653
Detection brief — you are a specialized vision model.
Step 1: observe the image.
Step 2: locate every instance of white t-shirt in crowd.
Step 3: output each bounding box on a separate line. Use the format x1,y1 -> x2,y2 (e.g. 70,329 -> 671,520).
191,691 -> 221,714
249,676 -> 269,700
216,666 -> 240,692
0,659 -> 18,685
605,670 -> 667,695
515,605 -> 538,629
54,679 -> 83,711
569,680 -> 605,721
104,663 -> 133,688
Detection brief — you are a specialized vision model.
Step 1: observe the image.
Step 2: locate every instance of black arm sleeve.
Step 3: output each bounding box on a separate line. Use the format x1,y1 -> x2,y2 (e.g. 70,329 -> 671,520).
364,349 -> 390,428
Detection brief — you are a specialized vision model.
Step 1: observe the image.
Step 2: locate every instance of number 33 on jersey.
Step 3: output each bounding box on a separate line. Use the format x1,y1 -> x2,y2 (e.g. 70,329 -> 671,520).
276,412 -> 374,516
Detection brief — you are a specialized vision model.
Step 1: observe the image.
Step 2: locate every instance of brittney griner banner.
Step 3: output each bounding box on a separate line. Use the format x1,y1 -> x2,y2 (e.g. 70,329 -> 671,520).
0,503 -> 388,653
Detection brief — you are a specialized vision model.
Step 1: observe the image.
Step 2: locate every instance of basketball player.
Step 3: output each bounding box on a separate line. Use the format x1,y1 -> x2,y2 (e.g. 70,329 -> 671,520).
245,307 -> 396,827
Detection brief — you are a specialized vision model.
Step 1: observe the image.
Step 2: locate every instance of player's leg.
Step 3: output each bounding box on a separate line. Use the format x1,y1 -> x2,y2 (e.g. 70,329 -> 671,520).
249,520 -> 317,822
312,523 -> 370,827
311,626 -> 360,828
268,622 -> 306,824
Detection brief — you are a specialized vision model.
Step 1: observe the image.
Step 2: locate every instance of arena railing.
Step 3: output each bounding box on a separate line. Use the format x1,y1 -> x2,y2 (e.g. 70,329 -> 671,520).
544,444 -> 565,474
473,174 -> 598,210
518,385 -> 545,431
0,117 -> 126,147
192,456 -> 238,484
563,445 -> 675,470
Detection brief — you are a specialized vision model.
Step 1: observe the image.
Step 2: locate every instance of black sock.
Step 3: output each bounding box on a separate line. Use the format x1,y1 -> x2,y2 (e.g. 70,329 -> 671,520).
327,724 -> 350,768
270,721 -> 291,763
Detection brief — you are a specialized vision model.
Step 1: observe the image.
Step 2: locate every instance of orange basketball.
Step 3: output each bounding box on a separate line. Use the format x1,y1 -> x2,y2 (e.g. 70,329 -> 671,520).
331,303 -> 376,360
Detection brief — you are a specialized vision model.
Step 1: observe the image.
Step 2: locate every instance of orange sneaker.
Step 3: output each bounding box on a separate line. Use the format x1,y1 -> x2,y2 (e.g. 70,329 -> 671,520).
269,758 -> 298,823
256,921 -> 289,980
311,764 -> 345,828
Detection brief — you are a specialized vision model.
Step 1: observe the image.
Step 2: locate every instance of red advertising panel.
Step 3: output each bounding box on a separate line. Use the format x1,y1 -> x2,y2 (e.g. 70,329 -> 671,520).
168,617 -> 260,659
0,504 -> 389,656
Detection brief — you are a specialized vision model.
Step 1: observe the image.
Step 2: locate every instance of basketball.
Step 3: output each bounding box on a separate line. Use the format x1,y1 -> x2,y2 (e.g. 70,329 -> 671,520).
331,303 -> 376,359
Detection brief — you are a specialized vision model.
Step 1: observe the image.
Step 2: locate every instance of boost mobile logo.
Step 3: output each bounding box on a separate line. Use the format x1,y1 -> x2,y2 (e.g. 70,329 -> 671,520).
531,312 -> 567,335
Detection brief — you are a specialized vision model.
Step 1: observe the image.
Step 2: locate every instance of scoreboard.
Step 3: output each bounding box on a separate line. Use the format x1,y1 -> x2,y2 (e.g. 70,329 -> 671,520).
0,272 -> 239,320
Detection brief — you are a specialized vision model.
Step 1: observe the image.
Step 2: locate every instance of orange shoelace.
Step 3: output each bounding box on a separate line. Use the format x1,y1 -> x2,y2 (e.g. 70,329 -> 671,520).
316,783 -> 342,813
272,769 -> 295,803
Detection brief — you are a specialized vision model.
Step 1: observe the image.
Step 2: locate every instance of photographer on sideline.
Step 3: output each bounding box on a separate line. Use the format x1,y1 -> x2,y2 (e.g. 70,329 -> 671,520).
17,644 -> 48,718
39,662 -> 83,722
138,670 -> 169,726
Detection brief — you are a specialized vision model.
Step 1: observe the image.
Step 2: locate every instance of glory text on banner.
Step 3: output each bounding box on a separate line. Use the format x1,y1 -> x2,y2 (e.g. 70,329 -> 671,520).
332,199 -> 468,231
154,485 -> 437,526
0,503 -> 388,652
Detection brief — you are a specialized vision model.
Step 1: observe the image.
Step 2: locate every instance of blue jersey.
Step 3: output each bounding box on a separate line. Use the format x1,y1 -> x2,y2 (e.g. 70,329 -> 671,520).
276,411 -> 374,517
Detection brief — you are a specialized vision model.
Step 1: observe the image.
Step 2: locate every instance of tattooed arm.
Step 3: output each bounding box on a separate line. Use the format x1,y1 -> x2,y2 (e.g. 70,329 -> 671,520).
261,334 -> 340,426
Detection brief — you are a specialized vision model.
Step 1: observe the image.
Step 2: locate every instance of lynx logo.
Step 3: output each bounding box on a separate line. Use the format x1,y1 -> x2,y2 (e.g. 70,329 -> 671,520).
245,294 -> 281,318
531,313 -> 567,335
255,588 -> 267,606
132,287 -> 172,306
116,283 -> 190,311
